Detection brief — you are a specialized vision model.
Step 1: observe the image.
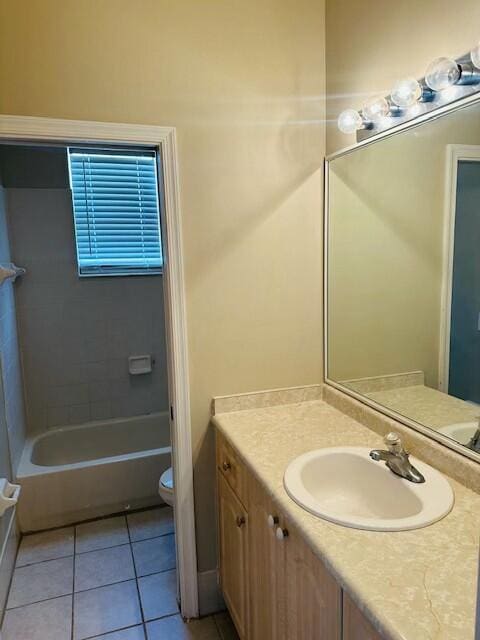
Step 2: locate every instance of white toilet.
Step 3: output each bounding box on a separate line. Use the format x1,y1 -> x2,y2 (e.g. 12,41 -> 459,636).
158,467 -> 174,507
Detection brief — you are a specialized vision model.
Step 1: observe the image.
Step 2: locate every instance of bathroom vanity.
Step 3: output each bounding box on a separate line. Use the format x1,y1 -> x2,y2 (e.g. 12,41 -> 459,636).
216,429 -> 378,640
213,390 -> 480,640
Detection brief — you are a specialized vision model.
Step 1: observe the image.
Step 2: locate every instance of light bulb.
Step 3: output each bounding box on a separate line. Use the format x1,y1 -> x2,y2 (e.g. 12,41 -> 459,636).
337,109 -> 363,134
362,96 -> 390,122
391,77 -> 422,108
425,57 -> 460,91
471,43 -> 480,69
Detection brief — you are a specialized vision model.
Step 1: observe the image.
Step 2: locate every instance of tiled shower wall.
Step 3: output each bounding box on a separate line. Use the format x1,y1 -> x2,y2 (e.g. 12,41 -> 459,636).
1,146 -> 169,435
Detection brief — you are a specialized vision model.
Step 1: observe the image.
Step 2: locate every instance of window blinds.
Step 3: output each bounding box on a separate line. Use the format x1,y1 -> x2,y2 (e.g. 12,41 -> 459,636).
68,149 -> 163,276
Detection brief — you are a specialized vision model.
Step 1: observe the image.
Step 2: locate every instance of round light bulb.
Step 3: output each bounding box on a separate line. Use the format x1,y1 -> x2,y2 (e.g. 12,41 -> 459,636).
471,43 -> 480,69
337,109 -> 363,134
425,57 -> 460,91
362,96 -> 390,122
391,77 -> 422,108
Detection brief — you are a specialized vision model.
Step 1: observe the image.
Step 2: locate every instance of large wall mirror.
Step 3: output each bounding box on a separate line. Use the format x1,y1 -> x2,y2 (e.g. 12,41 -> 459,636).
326,96 -> 480,462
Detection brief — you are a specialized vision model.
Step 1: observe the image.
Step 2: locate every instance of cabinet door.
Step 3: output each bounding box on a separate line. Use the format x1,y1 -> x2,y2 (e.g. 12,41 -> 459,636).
248,475 -> 286,640
218,473 -> 249,639
343,592 -> 384,640
283,517 -> 342,640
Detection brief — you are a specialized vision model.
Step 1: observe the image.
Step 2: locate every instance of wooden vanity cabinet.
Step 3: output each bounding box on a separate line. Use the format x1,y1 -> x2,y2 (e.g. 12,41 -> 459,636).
216,431 -> 382,640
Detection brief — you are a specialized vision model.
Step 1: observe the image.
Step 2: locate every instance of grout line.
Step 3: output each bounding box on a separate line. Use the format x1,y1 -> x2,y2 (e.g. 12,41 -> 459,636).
19,504 -> 169,538
81,621 -> 147,640
76,530 -> 173,556
71,525 -> 76,640
125,512 -> 147,624
75,542 -> 131,559
134,565 -> 176,580
15,552 -> 75,569
6,591 -> 73,612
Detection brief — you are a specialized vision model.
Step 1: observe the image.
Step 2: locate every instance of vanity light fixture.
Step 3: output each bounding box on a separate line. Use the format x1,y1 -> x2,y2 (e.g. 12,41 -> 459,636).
470,42 -> 480,69
390,77 -> 423,108
337,109 -> 367,135
425,57 -> 461,91
362,96 -> 390,121
337,43 -> 480,137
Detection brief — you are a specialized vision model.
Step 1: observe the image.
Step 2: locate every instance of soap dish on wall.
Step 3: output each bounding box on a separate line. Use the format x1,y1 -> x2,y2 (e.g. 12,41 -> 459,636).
128,355 -> 153,375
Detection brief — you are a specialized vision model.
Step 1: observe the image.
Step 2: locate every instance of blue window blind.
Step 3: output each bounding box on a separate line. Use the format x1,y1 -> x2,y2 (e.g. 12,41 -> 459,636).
68,148 -> 163,276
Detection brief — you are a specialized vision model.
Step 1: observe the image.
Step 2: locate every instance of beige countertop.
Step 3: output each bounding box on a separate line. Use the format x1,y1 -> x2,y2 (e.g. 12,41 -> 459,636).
213,398 -> 480,640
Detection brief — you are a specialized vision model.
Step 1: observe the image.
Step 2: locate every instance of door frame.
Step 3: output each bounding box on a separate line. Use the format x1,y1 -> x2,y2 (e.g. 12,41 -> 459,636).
0,114 -> 199,618
439,144 -> 480,393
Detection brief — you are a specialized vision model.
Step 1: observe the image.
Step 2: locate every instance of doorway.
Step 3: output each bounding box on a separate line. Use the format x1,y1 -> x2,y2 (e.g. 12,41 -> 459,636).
440,144 -> 480,405
448,159 -> 480,403
0,115 -> 198,620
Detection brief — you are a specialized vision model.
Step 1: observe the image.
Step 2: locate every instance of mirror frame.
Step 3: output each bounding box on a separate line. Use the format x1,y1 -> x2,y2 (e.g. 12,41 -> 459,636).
324,91 -> 480,464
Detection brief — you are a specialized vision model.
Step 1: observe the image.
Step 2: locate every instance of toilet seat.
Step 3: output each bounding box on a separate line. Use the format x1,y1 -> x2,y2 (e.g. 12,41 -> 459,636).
161,467 -> 173,490
158,467 -> 174,506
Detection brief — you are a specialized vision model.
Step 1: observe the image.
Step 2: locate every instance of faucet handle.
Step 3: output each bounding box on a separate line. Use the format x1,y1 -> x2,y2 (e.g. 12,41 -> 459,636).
384,432 -> 403,454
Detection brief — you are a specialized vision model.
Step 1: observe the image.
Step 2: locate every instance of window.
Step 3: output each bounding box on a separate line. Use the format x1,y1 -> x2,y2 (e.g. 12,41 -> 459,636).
68,148 -> 163,276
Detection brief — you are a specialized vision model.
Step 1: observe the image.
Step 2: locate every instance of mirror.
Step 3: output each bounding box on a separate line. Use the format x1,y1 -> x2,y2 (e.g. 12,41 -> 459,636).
326,97 -> 480,460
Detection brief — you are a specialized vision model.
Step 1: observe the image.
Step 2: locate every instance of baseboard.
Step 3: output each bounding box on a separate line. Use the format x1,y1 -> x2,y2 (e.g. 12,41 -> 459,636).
197,569 -> 225,616
0,510 -> 18,622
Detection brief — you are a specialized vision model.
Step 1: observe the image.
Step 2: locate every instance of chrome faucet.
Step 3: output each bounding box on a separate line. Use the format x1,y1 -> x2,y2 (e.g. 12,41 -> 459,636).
467,419 -> 480,452
370,432 -> 425,483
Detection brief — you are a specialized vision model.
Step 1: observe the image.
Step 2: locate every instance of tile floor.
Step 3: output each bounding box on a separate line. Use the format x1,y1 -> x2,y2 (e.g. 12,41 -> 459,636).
1,506 -> 238,640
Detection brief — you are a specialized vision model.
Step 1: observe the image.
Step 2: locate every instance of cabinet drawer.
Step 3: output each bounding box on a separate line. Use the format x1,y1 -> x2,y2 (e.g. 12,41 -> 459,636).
216,431 -> 247,506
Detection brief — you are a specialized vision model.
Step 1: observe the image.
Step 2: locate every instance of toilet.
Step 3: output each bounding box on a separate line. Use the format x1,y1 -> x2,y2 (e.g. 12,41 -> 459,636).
158,467 -> 174,506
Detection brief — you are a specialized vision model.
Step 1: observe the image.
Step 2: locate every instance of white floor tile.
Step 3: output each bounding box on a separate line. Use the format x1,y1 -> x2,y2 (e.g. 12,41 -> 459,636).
73,580 -> 142,640
138,570 -> 178,621
127,507 -> 174,542
74,544 -> 134,592
76,515 -> 129,553
2,594 -> 72,640
132,534 -> 176,577
7,556 -> 73,609
146,615 -> 220,640
16,526 -> 74,567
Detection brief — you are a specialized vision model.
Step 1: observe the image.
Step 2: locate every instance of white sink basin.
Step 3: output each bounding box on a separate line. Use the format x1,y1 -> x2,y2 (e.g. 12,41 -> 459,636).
284,447 -> 454,531
438,421 -> 477,445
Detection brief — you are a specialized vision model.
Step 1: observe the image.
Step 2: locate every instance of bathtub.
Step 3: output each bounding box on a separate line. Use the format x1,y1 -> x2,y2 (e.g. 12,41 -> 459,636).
16,412 -> 171,532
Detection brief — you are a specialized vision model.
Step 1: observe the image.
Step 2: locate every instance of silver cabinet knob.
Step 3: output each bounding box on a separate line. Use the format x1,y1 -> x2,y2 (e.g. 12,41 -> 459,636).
236,515 -> 246,528
267,514 -> 279,528
275,527 -> 289,541
222,461 -> 231,472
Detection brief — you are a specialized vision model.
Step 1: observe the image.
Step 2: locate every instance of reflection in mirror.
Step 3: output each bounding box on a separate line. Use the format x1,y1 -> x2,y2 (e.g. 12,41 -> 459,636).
327,99 -> 480,458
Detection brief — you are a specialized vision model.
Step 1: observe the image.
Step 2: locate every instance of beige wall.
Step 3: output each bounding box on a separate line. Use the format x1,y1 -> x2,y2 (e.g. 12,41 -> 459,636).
0,1 -> 325,574
328,106 -> 480,386
326,0 -> 480,154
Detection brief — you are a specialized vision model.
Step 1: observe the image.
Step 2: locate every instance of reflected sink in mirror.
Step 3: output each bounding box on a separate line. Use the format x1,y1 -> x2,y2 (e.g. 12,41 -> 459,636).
284,447 -> 454,531
438,421 -> 478,446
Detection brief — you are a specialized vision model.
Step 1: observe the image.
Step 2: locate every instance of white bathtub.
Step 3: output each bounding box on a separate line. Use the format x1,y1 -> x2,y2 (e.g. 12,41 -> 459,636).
16,412 -> 171,532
